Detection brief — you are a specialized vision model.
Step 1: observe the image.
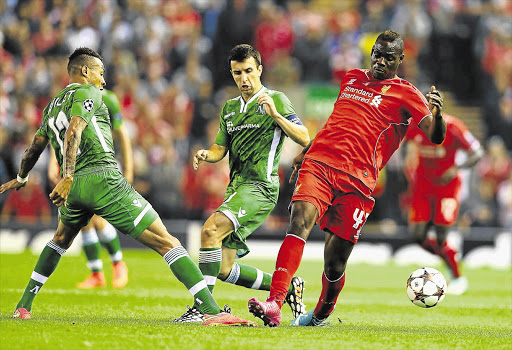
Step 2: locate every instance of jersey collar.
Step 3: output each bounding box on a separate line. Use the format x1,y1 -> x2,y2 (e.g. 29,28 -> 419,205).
239,86 -> 267,113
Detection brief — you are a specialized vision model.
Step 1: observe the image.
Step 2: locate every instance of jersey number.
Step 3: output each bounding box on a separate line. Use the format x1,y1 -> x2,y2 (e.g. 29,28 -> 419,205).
49,112 -> 111,157
49,111 -> 81,157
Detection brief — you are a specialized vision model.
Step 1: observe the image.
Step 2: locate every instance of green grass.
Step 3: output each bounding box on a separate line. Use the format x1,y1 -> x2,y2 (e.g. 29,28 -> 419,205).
1,249 -> 511,350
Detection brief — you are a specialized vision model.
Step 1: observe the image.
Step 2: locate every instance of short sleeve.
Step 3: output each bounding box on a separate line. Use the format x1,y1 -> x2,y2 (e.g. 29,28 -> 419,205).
70,85 -> 103,124
272,92 -> 297,118
403,85 -> 432,126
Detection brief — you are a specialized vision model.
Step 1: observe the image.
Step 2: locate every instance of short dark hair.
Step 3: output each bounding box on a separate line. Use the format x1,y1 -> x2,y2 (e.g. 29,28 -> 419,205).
376,30 -> 404,54
228,44 -> 261,68
67,47 -> 103,74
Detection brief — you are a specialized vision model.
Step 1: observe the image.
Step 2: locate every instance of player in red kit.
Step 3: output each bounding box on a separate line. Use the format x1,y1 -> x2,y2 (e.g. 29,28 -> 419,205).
248,30 -> 447,327
404,114 -> 483,295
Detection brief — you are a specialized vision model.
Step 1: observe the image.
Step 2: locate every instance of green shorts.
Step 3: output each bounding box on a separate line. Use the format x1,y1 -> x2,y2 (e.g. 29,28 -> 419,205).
217,181 -> 278,258
58,167 -> 158,238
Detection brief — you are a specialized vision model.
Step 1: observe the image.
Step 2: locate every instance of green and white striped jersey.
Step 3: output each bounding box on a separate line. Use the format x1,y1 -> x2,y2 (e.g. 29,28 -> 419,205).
37,83 -> 118,173
215,86 -> 299,188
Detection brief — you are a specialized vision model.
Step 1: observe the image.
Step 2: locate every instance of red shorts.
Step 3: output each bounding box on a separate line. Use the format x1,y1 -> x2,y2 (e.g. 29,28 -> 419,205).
408,176 -> 462,226
291,159 -> 375,243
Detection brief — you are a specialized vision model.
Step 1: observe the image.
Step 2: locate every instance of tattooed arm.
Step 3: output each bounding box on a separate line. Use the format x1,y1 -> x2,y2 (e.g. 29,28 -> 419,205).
49,116 -> 88,207
0,134 -> 48,193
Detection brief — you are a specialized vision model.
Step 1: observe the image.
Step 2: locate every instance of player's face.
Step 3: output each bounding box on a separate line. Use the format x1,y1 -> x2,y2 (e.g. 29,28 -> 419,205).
85,58 -> 106,90
230,57 -> 263,100
370,40 -> 404,80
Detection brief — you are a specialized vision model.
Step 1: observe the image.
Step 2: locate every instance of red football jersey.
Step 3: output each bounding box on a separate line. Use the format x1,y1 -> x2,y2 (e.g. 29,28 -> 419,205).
305,69 -> 432,192
405,114 -> 481,182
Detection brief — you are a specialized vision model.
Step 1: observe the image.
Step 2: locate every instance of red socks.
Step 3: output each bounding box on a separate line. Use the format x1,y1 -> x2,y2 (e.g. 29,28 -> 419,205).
314,272 -> 346,320
269,234 -> 306,308
441,242 -> 461,278
422,237 -> 461,278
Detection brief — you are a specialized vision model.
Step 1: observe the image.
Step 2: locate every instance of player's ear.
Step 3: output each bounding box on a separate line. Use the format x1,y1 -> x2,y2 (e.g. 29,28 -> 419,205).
399,53 -> 404,64
81,65 -> 88,77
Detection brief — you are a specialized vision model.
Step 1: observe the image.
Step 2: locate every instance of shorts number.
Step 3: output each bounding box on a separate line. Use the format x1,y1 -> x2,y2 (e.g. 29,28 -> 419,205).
352,208 -> 370,236
441,198 -> 457,222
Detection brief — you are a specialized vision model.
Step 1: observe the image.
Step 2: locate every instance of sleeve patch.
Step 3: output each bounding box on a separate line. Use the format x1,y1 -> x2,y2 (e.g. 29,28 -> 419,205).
83,99 -> 94,112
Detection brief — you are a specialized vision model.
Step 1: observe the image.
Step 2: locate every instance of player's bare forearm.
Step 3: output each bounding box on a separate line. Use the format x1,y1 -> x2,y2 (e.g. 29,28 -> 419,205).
193,144 -> 227,170
115,125 -> 134,182
205,144 -> 228,163
19,134 -> 49,178
0,134 -> 48,194
421,86 -> 446,144
428,115 -> 446,145
63,116 -> 87,179
275,117 -> 310,147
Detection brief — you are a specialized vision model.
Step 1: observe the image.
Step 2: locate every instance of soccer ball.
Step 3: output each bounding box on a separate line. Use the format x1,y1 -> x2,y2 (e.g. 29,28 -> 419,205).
406,267 -> 447,308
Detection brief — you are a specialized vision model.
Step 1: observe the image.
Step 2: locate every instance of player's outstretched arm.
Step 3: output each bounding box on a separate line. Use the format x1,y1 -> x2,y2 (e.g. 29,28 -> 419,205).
49,116 -> 87,207
257,93 -> 310,147
193,144 -> 228,170
420,86 -> 446,145
0,134 -> 48,194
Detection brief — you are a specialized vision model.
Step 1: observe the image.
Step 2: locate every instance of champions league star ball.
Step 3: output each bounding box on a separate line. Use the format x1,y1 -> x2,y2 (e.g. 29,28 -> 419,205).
406,267 -> 447,308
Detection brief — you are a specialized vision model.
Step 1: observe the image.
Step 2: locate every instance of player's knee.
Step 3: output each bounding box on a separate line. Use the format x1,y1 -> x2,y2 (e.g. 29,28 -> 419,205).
288,217 -> 312,239
201,225 -> 219,243
52,234 -> 73,249
324,264 -> 345,281
158,235 -> 181,253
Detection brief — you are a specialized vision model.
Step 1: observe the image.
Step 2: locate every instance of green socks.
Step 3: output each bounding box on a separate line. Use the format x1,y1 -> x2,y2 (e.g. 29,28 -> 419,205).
17,241 -> 66,311
224,262 -> 273,290
198,248 -> 222,293
98,224 -> 122,263
164,246 -> 221,315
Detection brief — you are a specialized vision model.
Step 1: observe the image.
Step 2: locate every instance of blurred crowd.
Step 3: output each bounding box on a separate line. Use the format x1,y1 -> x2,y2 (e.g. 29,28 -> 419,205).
1,0 -> 511,230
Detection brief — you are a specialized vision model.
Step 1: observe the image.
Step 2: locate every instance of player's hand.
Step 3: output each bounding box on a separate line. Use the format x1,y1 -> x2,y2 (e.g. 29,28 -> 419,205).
289,152 -> 305,183
49,176 -> 73,207
193,149 -> 209,170
426,85 -> 443,118
439,165 -> 458,184
0,178 -> 27,193
257,93 -> 279,118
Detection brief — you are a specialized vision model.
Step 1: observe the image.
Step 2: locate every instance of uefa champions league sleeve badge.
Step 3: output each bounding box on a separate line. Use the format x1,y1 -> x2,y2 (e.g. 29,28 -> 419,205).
83,99 -> 94,112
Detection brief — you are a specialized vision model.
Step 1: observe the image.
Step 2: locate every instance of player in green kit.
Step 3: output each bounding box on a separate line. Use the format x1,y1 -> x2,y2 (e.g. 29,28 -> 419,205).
174,44 -> 310,322
48,88 -> 132,289
0,47 -> 256,326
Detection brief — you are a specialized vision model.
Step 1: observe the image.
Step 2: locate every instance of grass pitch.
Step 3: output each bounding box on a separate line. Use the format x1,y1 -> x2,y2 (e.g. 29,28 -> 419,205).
0,249 -> 510,350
